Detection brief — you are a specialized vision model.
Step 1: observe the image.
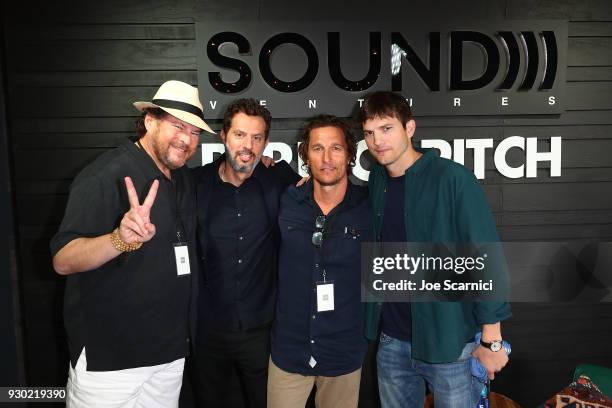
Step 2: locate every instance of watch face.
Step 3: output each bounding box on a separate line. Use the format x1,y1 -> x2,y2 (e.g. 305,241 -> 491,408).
490,341 -> 502,352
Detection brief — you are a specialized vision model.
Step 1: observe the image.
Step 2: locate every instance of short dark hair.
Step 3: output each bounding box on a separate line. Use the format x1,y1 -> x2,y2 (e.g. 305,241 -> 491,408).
135,107 -> 167,138
222,98 -> 272,139
298,114 -> 357,174
356,91 -> 413,126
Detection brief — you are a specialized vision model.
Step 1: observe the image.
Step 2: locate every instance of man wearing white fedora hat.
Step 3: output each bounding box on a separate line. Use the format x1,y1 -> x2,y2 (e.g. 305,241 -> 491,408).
51,80 -> 214,407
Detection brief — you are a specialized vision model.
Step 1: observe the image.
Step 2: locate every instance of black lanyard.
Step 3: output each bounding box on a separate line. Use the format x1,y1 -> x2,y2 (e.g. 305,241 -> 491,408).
136,139 -> 186,243
169,175 -> 186,244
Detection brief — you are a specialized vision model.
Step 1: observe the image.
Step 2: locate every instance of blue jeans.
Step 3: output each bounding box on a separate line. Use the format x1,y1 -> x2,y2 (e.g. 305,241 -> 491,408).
377,332 -> 483,408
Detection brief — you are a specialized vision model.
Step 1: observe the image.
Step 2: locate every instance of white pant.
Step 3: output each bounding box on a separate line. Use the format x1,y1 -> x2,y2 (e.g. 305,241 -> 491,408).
66,349 -> 185,408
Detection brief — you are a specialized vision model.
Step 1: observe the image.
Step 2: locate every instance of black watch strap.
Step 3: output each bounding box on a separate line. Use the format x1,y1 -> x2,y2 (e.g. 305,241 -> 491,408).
480,339 -> 503,352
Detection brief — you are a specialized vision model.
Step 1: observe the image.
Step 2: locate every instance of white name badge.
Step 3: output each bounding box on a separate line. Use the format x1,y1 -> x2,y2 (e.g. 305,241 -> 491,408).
316,281 -> 335,312
174,244 -> 191,276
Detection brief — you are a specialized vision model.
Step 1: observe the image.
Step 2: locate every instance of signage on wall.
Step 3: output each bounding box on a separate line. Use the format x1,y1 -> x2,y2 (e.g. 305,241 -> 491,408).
196,21 -> 567,117
200,136 -> 562,181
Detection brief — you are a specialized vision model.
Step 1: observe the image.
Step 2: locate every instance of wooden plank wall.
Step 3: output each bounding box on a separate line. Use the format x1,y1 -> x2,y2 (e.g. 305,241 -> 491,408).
2,0 -> 612,406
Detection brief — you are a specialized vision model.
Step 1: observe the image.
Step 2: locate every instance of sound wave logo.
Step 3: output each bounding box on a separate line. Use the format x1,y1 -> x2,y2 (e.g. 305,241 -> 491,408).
391,30 -> 558,91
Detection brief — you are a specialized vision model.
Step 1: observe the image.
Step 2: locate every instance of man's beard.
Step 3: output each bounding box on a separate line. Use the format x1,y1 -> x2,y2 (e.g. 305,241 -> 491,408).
225,143 -> 261,174
151,134 -> 191,170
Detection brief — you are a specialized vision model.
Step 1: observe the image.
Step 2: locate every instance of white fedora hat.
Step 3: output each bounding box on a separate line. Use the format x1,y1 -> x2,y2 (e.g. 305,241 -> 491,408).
133,80 -> 215,134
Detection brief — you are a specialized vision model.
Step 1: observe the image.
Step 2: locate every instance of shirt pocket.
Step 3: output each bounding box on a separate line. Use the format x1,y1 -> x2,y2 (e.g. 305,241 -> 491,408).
279,217 -> 313,248
322,224 -> 370,266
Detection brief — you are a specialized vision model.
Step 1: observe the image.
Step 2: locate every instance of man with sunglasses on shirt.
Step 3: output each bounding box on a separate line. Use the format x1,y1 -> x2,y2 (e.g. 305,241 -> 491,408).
268,115 -> 373,408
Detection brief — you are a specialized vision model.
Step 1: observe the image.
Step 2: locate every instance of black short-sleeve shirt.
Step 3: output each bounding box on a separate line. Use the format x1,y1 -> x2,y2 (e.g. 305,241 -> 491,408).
50,138 -> 198,371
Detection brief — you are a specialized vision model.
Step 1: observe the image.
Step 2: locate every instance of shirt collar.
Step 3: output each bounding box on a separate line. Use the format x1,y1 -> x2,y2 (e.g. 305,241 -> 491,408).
380,146 -> 437,180
301,177 -> 361,210
212,153 -> 265,185
408,146 -> 437,175
124,137 -> 175,181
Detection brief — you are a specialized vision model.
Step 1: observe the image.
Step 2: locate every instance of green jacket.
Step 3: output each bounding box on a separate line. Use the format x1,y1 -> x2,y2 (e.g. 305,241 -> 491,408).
364,148 -> 512,363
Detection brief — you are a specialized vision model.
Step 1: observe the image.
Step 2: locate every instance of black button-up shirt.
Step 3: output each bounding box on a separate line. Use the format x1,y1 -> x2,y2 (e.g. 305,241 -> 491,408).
206,173 -> 275,330
271,180 -> 372,376
50,138 -> 197,371
193,157 -> 301,339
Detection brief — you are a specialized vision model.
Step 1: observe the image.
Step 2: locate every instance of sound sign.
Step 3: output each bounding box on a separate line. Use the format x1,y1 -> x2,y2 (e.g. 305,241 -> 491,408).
196,21 -> 567,117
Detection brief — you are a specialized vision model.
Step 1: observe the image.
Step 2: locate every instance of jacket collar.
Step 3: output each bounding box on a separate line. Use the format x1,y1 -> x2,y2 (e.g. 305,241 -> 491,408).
378,146 -> 437,180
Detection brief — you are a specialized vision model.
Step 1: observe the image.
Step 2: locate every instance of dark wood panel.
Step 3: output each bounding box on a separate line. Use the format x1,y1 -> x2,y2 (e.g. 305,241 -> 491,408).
10,70 -> 197,88
8,41 -> 195,72
11,87 -> 160,118
569,21 -> 612,36
503,111 -> 612,126
19,254 -> 58,283
259,0 -> 506,20
502,182 -> 612,211
414,127 -> 504,141
555,138 -> 612,167
507,0 -> 612,20
483,185 -> 502,212
508,334 -> 612,359
13,148 -> 109,180
483,168 -> 612,184
500,209 -> 612,226
504,313 -> 612,334
568,37 -> 612,66
14,132 -> 131,150
568,66 -> 612,81
13,117 -> 144,133
19,234 -> 59,264
5,0 -> 258,23
15,195 -> 68,226
502,125 -> 612,140
498,223 -> 612,240
19,282 -> 68,387
15,180 -> 72,196
11,24 -> 195,42
566,82 -> 612,110
12,145 -> 214,180
508,303 -> 612,321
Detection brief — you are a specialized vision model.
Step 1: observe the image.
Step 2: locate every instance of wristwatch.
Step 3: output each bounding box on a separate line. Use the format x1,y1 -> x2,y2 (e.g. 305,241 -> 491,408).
480,339 -> 503,352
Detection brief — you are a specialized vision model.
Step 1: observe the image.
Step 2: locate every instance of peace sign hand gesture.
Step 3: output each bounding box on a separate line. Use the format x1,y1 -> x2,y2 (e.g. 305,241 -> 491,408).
118,177 -> 159,244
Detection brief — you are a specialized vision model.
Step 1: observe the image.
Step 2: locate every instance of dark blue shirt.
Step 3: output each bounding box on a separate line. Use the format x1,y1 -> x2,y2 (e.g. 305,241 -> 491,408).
380,174 -> 413,342
272,180 -> 372,376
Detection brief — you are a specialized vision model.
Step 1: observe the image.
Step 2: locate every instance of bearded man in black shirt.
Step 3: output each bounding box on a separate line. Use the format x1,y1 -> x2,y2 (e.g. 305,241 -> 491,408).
191,99 -> 300,407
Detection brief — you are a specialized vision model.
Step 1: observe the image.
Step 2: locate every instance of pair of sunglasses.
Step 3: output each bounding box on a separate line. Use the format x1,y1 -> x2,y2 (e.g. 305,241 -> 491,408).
311,215 -> 326,246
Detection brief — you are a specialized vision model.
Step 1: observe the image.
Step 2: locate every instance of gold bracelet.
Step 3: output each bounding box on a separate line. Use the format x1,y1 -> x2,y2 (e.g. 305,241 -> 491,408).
110,228 -> 143,252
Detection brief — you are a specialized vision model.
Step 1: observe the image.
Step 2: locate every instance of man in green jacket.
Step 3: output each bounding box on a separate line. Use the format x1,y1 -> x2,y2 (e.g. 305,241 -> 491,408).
358,91 -> 511,408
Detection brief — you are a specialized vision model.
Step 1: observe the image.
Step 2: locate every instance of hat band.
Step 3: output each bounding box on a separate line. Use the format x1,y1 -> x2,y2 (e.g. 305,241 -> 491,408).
152,99 -> 204,120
